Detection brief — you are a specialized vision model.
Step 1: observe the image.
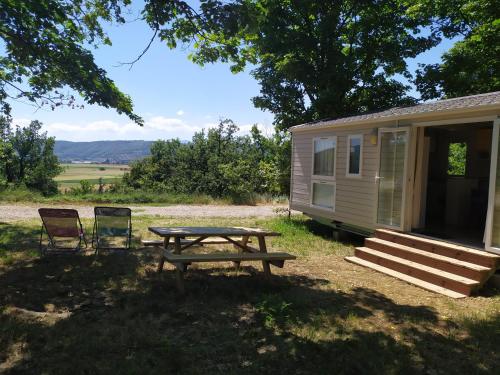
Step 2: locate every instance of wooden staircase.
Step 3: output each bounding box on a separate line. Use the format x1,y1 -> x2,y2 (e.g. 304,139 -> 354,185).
345,229 -> 500,298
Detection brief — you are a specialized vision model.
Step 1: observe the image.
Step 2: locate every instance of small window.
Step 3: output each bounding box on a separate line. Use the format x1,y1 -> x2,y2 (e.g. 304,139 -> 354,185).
347,135 -> 363,177
313,137 -> 336,178
448,142 -> 467,176
311,182 -> 335,210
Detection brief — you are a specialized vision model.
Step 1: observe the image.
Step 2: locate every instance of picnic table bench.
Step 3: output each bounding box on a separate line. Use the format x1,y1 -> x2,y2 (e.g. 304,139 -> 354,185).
148,226 -> 296,293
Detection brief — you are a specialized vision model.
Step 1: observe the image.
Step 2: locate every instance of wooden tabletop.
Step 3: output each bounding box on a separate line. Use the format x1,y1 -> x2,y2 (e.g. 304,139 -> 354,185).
148,226 -> 280,237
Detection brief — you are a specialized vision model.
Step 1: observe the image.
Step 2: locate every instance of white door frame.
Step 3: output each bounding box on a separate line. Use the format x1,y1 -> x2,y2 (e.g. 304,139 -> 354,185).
485,118 -> 500,254
375,127 -> 411,231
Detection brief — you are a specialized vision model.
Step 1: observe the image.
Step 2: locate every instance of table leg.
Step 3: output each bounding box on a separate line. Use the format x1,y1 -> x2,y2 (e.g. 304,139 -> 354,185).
258,236 -> 271,279
175,264 -> 186,294
174,236 -> 186,293
157,236 -> 170,273
174,237 -> 181,253
233,235 -> 249,272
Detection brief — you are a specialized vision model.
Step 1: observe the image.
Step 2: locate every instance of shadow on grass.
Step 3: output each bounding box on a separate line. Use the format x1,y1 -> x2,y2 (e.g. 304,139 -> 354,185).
0,221 -> 145,258
0,222 -> 40,254
0,250 -> 498,374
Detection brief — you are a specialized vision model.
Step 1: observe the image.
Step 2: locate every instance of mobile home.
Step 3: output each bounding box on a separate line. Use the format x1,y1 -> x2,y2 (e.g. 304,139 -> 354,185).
289,92 -> 500,297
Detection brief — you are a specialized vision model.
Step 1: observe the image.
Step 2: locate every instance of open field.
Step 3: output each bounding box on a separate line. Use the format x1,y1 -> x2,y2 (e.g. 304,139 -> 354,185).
55,163 -> 129,190
0,214 -> 498,374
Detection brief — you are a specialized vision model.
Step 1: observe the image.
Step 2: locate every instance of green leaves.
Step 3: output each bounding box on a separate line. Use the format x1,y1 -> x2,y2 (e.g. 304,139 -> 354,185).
415,0 -> 500,99
145,1 -> 440,130
0,116 -> 62,195
0,0 -> 142,124
124,118 -> 290,201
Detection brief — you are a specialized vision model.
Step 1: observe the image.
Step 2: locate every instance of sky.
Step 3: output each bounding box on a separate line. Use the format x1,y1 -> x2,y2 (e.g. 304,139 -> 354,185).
8,4 -> 459,142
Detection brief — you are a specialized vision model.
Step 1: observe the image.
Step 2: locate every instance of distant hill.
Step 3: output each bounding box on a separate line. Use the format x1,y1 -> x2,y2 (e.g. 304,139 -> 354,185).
54,140 -> 154,164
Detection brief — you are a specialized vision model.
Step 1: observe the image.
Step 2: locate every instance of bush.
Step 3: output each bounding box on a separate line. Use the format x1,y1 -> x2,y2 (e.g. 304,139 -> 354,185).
0,185 -> 46,202
123,119 -> 291,202
68,180 -> 94,195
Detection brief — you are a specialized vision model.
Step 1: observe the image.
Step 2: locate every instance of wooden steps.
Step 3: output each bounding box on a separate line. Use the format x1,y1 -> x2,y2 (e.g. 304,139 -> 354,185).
345,229 -> 500,298
365,238 -> 490,281
345,257 -> 469,299
375,229 -> 499,268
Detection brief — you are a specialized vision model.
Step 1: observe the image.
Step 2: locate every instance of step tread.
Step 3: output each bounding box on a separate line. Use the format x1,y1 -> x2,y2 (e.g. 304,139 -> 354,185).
376,229 -> 500,259
366,238 -> 490,272
356,247 -> 480,286
345,256 -> 467,299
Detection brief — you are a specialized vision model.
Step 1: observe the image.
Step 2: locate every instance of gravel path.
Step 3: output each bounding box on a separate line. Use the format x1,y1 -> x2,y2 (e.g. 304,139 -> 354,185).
0,204 -> 290,221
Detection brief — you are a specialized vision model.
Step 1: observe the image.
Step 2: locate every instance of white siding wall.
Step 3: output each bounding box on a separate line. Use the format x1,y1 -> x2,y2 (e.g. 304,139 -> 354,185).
291,126 -> 379,230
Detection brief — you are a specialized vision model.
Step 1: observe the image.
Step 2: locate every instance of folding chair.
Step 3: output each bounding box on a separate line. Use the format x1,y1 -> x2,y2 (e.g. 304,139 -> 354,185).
92,207 -> 132,253
38,208 -> 87,255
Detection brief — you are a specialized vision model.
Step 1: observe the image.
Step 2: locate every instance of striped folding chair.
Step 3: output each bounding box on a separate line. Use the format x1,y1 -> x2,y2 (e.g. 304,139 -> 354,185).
38,208 -> 87,255
92,207 -> 132,253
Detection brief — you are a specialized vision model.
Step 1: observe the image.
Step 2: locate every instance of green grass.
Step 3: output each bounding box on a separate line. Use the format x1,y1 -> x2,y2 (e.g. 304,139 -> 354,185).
0,187 -> 229,205
0,186 -> 287,206
1,163 -> 289,205
0,215 -> 499,374
55,163 -> 129,190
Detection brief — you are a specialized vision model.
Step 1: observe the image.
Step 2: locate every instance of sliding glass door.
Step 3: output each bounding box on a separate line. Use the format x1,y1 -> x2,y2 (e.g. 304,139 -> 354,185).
376,128 -> 409,230
485,119 -> 500,253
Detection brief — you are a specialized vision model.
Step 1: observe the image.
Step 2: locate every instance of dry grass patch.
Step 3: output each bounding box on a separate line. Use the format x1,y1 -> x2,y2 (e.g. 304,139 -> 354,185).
0,215 -> 498,374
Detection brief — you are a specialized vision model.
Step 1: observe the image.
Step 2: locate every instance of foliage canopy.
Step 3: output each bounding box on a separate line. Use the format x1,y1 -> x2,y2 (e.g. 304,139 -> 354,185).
2,1 -> 498,129
146,0 -> 441,130
0,116 -> 62,194
124,119 -> 290,201
0,0 -> 142,123
415,0 -> 500,99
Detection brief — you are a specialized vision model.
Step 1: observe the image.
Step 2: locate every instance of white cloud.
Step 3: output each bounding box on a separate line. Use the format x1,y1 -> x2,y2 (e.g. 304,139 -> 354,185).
11,118 -> 31,127
146,116 -> 186,130
176,110 -> 185,116
12,116 -> 274,142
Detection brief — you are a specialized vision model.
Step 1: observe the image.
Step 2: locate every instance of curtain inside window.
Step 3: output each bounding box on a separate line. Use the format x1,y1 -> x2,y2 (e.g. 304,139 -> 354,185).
377,131 -> 407,227
314,138 -> 335,176
349,137 -> 361,174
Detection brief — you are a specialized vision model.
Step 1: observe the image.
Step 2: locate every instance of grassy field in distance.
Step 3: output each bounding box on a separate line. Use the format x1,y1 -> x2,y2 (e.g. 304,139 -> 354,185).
55,163 -> 129,190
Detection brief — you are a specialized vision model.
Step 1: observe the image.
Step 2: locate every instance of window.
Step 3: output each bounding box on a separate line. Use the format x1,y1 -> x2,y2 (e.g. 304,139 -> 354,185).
347,135 -> 363,177
311,137 -> 336,211
448,142 -> 467,176
311,182 -> 336,210
313,137 -> 336,178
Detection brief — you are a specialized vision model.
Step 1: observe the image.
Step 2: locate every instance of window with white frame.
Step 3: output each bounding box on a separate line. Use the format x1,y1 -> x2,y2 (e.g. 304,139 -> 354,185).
311,136 -> 336,210
313,137 -> 336,178
346,134 -> 363,177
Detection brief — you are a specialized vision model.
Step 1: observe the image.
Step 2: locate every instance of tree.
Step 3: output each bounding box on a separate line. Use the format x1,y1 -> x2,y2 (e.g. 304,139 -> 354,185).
0,0 -> 142,123
0,116 -> 15,184
147,1 -> 438,130
4,118 -> 63,194
415,0 -> 500,99
123,118 -> 290,199
448,142 -> 467,176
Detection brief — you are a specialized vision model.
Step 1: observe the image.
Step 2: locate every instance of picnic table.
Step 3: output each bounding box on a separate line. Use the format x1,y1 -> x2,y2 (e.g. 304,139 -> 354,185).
148,226 -> 296,292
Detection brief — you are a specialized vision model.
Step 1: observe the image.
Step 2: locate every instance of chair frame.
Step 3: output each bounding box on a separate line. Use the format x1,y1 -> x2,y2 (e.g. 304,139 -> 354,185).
92,206 -> 132,253
38,208 -> 87,256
